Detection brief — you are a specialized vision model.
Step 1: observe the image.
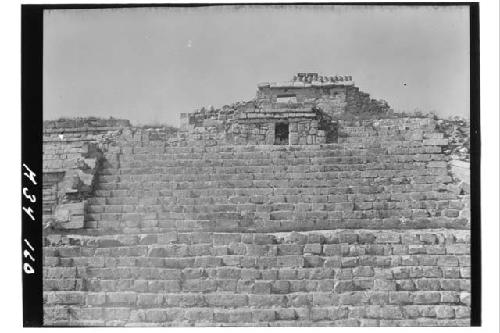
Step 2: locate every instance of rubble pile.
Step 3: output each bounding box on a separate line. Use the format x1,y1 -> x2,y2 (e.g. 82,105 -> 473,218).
436,117 -> 470,162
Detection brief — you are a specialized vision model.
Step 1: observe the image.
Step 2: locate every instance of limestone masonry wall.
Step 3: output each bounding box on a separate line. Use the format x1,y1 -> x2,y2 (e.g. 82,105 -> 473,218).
42,114 -> 471,326
43,120 -> 126,229
178,73 -> 391,147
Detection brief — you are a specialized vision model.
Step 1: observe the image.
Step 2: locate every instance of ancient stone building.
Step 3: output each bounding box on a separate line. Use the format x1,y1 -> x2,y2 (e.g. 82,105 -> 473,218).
179,73 -> 390,146
42,74 -> 470,326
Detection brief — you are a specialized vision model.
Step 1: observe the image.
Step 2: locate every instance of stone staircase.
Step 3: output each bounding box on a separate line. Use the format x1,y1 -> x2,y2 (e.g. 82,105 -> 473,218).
43,118 -> 471,326
84,143 -> 466,233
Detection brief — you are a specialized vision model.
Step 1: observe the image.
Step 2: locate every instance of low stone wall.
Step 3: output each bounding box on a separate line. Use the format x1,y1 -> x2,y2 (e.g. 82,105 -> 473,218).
44,118 -> 131,130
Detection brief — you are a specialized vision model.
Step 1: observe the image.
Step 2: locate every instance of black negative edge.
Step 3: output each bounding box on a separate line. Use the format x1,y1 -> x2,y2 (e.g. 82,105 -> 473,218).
15,2 -> 479,10
21,5 -> 44,327
468,1 -> 481,327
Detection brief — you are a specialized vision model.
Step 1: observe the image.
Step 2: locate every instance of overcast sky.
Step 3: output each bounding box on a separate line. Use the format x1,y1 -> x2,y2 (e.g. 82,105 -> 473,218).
44,5 -> 470,125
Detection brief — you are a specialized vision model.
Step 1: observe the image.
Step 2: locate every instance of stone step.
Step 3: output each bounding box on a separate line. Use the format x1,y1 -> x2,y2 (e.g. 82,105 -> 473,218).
96,171 -> 450,183
117,150 -> 448,160
43,250 -> 470,272
86,199 -> 464,213
42,302 -> 470,326
42,272 -> 471,293
86,210 -> 466,222
94,182 -> 455,193
108,165 -> 448,175
87,192 -> 462,208
116,141 -> 440,153
42,290 -> 469,309
90,184 -> 457,201
43,229 -> 470,246
80,216 -> 469,233
96,159 -> 447,181
340,131 -> 443,138
115,150 -> 445,163
342,136 -> 447,144
85,207 -> 457,221
94,170 -> 452,185
97,163 -> 447,176
88,186 -> 465,201
121,142 -> 435,151
93,182 -> 455,194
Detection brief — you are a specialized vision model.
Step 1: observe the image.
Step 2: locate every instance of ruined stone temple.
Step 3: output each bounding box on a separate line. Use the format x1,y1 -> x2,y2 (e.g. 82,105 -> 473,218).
43,73 -> 471,326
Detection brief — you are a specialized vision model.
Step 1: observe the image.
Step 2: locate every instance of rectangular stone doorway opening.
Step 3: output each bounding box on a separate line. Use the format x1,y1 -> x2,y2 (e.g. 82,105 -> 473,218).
274,122 -> 289,145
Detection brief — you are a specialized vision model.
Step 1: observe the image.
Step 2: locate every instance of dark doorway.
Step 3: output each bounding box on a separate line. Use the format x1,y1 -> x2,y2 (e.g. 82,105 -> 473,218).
275,122 -> 289,145
319,119 -> 339,143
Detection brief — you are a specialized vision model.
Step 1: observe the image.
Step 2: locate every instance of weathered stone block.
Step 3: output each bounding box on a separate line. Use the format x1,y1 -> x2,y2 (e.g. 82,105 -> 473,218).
373,279 -> 396,291
206,294 -> 247,308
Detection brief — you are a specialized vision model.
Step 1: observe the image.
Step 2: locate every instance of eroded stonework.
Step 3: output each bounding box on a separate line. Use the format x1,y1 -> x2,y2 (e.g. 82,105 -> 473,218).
179,73 -> 390,146
42,75 -> 471,327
